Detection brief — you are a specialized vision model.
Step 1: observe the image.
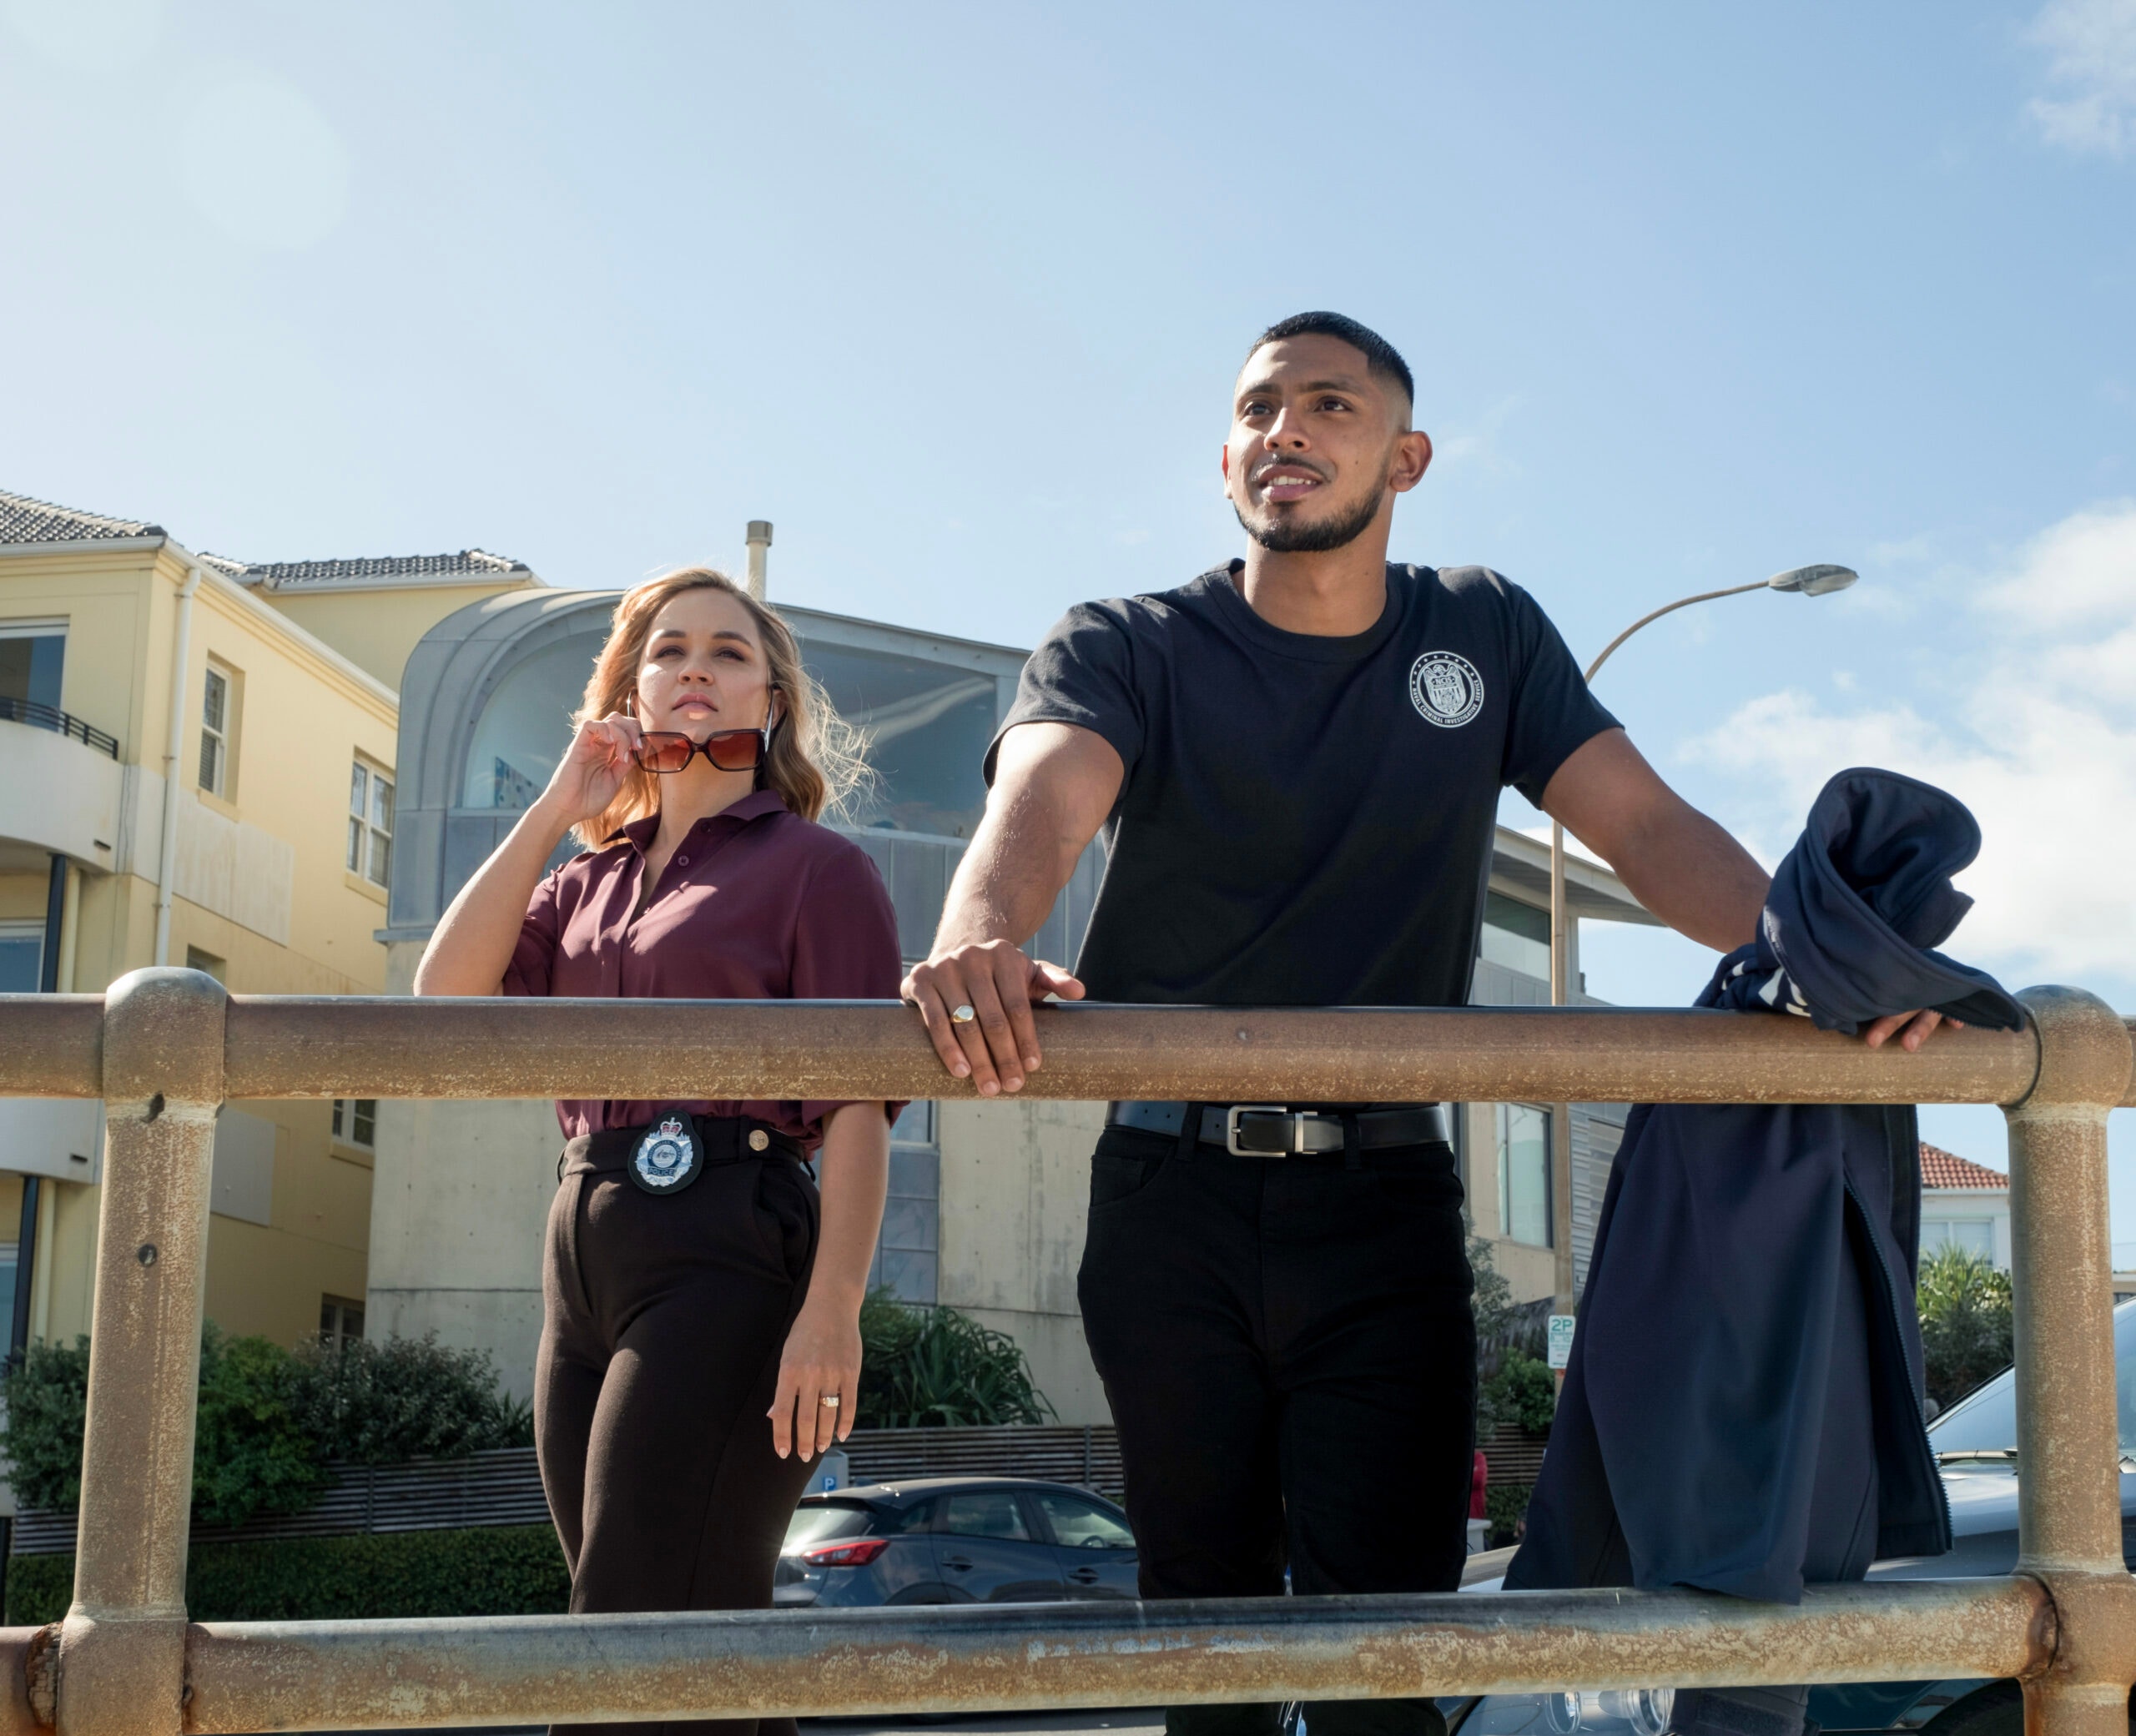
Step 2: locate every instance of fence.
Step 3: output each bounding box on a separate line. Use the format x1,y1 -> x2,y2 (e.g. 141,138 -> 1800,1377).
0,973 -> 2132,1735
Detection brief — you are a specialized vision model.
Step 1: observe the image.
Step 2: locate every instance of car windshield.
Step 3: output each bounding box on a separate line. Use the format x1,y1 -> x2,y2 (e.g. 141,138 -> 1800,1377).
1927,1298 -> 2136,1457
782,1502 -> 877,1552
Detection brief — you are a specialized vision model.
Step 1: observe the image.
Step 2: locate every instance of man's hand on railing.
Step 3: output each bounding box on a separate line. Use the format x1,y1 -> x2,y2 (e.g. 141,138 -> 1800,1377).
1861,1010 -> 1962,1052
902,941 -> 1085,1097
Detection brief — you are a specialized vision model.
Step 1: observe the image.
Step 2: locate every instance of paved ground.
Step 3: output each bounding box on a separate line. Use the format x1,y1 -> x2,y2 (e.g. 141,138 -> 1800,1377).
299,1714 -> 1165,1736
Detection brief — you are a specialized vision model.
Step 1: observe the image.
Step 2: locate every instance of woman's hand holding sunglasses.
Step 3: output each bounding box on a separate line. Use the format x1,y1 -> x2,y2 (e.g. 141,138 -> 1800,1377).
536,712 -> 648,829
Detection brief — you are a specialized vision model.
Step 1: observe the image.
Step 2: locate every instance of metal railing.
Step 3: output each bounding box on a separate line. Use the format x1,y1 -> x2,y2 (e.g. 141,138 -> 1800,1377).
0,698 -> 119,760
1,971 -> 2132,1736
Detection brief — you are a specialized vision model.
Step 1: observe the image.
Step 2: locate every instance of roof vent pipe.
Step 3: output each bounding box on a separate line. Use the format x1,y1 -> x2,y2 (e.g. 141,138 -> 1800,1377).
745,521 -> 772,601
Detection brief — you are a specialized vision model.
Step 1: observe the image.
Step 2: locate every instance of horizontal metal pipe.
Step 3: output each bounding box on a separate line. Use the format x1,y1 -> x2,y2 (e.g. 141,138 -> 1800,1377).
181,1579 -> 2053,1734
203,997 -> 2047,1105
0,994 -> 101,1096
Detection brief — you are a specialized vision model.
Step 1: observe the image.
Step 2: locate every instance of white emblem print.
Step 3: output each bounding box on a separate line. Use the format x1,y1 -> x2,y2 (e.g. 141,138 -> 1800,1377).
1408,652 -> 1484,727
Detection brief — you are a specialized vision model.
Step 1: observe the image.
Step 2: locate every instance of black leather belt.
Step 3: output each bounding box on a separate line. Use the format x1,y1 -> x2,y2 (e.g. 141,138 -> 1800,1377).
1106,1099 -> 1452,1157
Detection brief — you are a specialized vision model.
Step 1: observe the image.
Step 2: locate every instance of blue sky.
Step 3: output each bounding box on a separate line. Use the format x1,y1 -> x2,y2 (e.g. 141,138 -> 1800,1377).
5,2 -> 2133,1218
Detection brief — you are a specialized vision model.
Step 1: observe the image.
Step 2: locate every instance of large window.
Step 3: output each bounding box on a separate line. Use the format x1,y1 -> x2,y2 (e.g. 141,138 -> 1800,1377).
0,922 -> 43,994
1922,1218 -> 1997,1261
801,641 -> 996,840
199,662 -> 235,796
349,761 -> 395,886
1497,1102 -> 1553,1248
1480,891 -> 1551,981
0,620 -> 65,714
870,1100 -> 940,1303
462,635 -> 600,810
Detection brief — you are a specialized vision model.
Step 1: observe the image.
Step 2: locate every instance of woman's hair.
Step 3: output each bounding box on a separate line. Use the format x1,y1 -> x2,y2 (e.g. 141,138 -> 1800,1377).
569,566 -> 870,848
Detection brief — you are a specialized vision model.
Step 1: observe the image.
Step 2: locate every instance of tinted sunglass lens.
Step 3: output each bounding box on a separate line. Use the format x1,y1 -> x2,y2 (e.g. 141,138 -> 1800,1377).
635,733 -> 693,772
704,730 -> 763,771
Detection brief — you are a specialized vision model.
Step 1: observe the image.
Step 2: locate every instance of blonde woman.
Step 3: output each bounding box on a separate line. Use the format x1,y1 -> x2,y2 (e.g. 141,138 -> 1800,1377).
416,567 -> 898,1736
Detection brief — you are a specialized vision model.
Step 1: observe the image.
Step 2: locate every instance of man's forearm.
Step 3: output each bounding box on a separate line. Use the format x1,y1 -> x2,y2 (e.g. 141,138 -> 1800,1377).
1608,804 -> 1770,954
935,778 -> 1078,950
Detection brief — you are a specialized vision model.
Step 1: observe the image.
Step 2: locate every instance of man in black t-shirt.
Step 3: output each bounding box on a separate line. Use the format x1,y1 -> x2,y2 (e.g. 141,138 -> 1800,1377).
901,313 -> 1947,1736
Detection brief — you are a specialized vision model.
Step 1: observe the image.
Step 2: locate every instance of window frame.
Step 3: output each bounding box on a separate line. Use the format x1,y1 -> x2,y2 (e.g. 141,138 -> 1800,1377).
0,920 -> 45,996
347,758 -> 395,888
0,618 -> 68,714
1495,1101 -> 1554,1249
199,660 -> 238,798
331,1098 -> 379,1150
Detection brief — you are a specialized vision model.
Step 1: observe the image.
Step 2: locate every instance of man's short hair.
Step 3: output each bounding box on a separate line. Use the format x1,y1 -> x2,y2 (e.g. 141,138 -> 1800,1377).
1246,311 -> 1414,409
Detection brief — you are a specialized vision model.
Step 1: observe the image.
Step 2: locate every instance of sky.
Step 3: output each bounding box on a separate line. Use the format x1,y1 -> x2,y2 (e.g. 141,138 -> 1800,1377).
4,1 -> 2133,1221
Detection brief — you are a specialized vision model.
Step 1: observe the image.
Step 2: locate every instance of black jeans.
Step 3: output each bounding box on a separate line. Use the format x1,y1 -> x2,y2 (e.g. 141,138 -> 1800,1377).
1077,1125 -> 1477,1736
537,1128 -> 820,1736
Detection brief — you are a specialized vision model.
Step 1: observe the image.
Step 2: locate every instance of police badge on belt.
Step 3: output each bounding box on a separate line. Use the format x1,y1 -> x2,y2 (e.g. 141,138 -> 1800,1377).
631,1115 -> 703,1195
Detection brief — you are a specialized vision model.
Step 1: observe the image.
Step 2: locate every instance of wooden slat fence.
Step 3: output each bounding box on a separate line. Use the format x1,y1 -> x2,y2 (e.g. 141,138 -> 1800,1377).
839,1424 -> 1124,1498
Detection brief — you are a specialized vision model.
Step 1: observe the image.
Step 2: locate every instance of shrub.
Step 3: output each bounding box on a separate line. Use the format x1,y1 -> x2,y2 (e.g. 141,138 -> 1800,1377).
5,1525 -> 571,1626
1483,1350 -> 1558,1435
857,1290 -> 1053,1427
194,1325 -> 328,1526
1485,1480 -> 1534,1549
1917,1246 -> 2014,1413
288,1333 -> 531,1462
0,1338 -> 90,1512
0,1324 -> 530,1523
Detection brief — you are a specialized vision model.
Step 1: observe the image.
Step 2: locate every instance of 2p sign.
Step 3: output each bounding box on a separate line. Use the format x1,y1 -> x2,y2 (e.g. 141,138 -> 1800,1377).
1546,1313 -> 1576,1371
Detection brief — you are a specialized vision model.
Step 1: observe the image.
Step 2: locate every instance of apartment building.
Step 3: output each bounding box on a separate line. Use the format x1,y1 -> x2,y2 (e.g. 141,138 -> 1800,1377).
0,487 -> 535,1369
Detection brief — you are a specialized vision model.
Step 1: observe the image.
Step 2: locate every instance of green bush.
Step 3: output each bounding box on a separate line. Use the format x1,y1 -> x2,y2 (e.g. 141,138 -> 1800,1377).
194,1325 -> 328,1526
1918,1246 -> 2014,1413
5,1525 -> 570,1626
1485,1480 -> 1534,1550
0,1337 -> 89,1511
857,1290 -> 1054,1427
287,1332 -> 531,1462
1483,1350 -> 1558,1435
0,1324 -> 529,1525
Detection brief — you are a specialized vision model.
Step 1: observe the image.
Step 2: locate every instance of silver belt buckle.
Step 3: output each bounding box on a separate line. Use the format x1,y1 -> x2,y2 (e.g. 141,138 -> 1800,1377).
1224,1104 -> 1289,1156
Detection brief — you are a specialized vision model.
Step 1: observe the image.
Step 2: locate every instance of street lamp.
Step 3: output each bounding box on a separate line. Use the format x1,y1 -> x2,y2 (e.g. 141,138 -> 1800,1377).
1543,564 -> 1859,1339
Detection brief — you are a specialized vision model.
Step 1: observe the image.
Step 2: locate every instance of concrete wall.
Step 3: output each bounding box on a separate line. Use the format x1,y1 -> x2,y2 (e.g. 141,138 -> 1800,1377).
257,579 -> 541,692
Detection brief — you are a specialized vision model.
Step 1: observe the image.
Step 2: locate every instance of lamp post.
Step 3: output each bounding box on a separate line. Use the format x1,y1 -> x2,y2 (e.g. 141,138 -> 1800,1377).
1544,564 -> 1858,1344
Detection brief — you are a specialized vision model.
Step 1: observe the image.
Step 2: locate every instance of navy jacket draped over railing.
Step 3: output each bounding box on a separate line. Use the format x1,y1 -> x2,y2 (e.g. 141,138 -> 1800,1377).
1506,767 -> 2023,1603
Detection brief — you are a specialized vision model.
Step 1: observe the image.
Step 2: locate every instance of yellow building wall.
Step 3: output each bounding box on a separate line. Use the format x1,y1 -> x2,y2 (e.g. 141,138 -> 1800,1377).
0,541 -> 522,1355
256,579 -> 538,692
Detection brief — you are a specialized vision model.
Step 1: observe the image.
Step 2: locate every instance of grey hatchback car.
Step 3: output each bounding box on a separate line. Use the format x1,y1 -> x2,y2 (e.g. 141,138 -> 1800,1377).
773,1476 -> 1139,1608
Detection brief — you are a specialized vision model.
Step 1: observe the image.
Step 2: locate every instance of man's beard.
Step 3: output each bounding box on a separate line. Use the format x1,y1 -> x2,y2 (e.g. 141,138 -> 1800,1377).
1235,486 -> 1381,554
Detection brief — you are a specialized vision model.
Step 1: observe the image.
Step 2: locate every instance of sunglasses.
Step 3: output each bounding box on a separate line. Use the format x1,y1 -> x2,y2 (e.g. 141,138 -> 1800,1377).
630,727 -> 771,774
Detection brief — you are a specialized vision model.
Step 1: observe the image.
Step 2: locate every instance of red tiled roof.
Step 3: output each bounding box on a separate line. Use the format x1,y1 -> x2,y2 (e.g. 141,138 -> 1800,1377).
1921,1143 -> 2008,1191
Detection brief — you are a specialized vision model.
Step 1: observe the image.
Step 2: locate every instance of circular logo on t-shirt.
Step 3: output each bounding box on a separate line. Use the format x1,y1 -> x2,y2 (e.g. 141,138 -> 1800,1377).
1408,652 -> 1484,727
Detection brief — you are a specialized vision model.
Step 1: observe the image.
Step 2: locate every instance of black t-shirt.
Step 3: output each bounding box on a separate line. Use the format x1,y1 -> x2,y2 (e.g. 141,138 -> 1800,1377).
988,561 -> 1619,1008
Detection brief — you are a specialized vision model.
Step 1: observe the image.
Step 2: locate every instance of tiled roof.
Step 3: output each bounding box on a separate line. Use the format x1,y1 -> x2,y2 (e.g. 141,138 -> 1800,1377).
0,487 -> 163,544
205,549 -> 531,591
1922,1143 -> 2008,1191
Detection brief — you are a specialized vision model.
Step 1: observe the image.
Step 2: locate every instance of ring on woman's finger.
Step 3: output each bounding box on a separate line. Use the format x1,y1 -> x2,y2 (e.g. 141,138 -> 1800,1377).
819,1393 -> 841,1408
950,1005 -> 977,1025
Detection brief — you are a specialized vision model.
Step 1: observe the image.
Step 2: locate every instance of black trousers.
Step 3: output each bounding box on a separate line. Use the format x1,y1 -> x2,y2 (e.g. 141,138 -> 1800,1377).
537,1127 -> 820,1736
1078,1125 -> 1477,1736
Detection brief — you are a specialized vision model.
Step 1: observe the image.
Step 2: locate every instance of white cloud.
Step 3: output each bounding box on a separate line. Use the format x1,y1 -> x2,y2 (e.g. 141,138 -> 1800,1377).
2026,0 -> 2136,159
1683,501 -> 2136,983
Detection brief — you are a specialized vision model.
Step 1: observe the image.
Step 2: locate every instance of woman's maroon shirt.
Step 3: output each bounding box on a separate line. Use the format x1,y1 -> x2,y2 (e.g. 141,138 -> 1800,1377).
503,789 -> 904,1145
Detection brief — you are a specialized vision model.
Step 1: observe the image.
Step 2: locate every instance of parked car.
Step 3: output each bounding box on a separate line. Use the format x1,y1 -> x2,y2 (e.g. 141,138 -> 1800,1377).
1446,1299 -> 2136,1736
774,1476 -> 1138,1608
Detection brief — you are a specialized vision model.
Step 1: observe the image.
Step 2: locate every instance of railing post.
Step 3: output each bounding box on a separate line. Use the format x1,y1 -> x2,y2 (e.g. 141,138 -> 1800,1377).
2004,986 -> 2136,1736
53,969 -> 227,1736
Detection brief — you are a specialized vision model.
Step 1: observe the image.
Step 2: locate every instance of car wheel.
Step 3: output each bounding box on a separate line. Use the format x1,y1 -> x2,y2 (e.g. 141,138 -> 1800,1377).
1916,1681 -> 2136,1736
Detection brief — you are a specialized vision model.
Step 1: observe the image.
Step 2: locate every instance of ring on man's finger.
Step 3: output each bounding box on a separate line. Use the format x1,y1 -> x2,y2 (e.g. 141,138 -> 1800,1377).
950,1004 -> 977,1025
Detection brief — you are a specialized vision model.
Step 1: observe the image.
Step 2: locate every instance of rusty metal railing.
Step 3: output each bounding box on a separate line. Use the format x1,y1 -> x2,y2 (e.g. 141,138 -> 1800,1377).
0,969 -> 2130,1736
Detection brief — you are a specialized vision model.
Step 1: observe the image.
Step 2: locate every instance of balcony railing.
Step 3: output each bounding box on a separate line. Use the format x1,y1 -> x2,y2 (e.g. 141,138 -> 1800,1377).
0,697 -> 118,760
0,976 -> 2131,1736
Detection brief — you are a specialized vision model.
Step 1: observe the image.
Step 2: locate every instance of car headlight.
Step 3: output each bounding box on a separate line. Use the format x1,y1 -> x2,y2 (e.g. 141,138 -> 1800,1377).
1466,1688 -> 1675,1736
